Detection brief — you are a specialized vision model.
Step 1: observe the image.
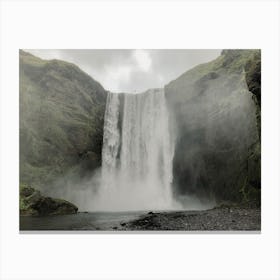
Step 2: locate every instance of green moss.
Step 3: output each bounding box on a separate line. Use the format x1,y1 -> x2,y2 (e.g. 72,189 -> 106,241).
19,184 -> 78,216
19,50 -> 107,189
170,50 -> 260,87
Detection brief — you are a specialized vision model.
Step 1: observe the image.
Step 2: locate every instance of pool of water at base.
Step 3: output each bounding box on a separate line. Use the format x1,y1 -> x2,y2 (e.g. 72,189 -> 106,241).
20,211 -> 148,231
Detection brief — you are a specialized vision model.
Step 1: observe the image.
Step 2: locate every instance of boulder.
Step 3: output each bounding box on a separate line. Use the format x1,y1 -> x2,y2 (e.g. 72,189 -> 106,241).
20,185 -> 78,216
32,197 -> 78,215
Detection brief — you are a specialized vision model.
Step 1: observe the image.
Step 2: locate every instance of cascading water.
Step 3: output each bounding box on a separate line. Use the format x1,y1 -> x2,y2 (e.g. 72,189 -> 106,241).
93,88 -> 178,211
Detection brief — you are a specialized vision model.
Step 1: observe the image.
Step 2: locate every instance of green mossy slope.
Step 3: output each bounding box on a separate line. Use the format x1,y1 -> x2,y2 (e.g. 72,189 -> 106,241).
20,50 -> 107,190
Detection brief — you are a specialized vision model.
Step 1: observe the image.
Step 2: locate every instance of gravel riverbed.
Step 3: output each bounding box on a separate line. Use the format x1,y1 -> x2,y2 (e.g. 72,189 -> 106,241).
120,207 -> 261,231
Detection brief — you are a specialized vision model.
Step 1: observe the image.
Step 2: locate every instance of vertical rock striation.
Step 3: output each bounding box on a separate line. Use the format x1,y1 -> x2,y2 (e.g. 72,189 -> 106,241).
165,50 -> 261,205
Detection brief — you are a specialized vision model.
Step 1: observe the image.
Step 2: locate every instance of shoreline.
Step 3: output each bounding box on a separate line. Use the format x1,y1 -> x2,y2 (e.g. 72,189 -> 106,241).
120,207 -> 261,231
20,206 -> 261,231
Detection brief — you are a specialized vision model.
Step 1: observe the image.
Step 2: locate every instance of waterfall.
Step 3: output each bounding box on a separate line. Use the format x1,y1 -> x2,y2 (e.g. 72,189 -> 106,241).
93,88 -> 177,211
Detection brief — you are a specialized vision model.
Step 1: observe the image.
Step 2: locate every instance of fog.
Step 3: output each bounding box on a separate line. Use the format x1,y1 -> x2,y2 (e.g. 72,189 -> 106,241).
45,168 -> 102,212
90,89 -> 181,211
166,71 -> 258,202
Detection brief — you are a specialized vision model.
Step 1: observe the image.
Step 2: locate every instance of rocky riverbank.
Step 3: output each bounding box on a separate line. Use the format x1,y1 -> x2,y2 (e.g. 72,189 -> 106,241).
20,206 -> 261,231
120,207 -> 261,231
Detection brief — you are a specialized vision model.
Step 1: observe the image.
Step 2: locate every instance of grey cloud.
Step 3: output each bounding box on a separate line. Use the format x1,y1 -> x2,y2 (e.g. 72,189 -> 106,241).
25,49 -> 221,93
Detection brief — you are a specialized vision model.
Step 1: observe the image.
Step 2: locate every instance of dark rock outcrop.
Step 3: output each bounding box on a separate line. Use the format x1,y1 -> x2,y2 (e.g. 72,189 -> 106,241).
20,185 -> 78,216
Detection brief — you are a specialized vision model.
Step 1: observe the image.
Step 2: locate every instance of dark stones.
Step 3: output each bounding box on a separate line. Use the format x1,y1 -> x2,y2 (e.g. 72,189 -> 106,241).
123,208 -> 261,231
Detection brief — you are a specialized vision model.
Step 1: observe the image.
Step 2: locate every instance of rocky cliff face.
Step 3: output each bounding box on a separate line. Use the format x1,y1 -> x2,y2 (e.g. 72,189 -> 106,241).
165,50 -> 261,205
20,50 -> 107,191
20,50 -> 261,206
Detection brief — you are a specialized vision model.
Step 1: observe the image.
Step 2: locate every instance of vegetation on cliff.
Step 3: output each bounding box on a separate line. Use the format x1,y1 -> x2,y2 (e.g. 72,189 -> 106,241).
20,50 -> 107,190
20,50 -> 261,209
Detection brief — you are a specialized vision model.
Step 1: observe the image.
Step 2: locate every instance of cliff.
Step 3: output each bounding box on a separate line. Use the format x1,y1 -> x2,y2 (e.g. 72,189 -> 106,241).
165,49 -> 261,205
20,50 -> 107,191
20,50 -> 261,207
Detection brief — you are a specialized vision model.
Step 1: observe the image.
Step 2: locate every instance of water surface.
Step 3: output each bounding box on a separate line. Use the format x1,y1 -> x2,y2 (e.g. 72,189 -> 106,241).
20,211 -> 145,231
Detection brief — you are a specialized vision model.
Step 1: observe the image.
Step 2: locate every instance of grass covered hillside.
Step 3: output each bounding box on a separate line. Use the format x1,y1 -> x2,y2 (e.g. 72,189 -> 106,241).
20,50 -> 107,191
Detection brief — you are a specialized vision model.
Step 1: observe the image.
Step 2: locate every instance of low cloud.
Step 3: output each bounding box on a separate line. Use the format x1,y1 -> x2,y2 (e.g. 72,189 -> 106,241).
25,49 -> 221,93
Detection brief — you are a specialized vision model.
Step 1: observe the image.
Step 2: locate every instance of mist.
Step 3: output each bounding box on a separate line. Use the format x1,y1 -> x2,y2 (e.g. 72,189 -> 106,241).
92,89 -> 180,211
29,50 -> 258,213
166,70 -> 258,202
45,168 -> 102,212
45,69 -> 256,213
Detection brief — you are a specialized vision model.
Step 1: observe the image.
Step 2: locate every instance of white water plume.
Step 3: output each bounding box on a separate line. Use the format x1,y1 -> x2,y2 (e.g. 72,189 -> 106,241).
93,88 -> 180,211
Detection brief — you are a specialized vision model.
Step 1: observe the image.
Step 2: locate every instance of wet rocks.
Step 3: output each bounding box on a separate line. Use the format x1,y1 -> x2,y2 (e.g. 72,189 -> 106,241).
20,185 -> 78,216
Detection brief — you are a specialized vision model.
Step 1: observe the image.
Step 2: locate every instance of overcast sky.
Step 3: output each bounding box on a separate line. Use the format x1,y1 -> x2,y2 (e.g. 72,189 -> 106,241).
25,49 -> 221,93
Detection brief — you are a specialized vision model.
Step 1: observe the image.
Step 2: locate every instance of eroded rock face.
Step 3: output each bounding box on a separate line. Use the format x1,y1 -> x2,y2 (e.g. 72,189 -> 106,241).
165,50 -> 261,204
20,186 -> 78,216
245,51 -> 261,140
